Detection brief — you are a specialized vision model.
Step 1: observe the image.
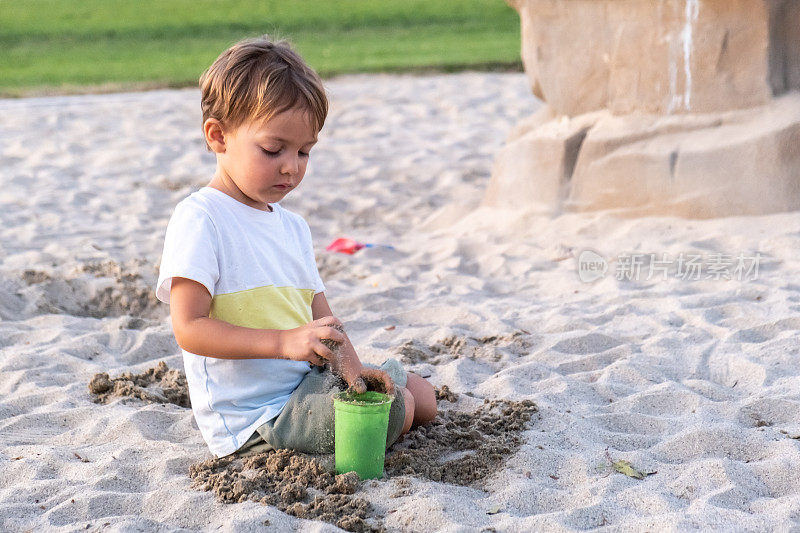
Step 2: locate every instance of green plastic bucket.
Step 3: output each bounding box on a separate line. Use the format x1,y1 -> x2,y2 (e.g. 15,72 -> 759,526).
333,390 -> 392,480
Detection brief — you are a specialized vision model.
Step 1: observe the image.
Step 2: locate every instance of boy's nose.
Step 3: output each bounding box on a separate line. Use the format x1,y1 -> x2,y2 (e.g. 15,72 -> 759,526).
281,156 -> 299,175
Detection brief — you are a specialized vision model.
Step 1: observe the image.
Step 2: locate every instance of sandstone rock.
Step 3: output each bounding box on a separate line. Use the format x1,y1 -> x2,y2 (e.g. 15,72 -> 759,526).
487,0 -> 800,217
566,92 -> 800,217
485,93 -> 800,217
507,0 -> 800,116
484,107 -> 603,213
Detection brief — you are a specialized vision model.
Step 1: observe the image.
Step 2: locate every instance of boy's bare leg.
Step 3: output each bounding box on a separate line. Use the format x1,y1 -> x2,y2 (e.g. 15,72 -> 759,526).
400,387 -> 415,434
405,372 -> 437,426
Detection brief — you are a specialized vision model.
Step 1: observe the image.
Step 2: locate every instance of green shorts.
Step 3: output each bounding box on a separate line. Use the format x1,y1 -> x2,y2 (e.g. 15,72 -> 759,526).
231,358 -> 408,457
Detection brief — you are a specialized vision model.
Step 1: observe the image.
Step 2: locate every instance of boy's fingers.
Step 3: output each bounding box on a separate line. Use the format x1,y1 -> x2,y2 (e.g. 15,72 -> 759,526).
314,316 -> 342,328
313,342 -> 334,361
380,372 -> 395,395
348,377 -> 366,394
324,327 -> 346,344
360,368 -> 395,395
377,370 -> 395,395
304,349 -> 325,366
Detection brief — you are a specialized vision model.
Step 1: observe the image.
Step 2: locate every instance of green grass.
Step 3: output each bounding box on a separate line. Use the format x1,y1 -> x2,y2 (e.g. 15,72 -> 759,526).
0,0 -> 522,97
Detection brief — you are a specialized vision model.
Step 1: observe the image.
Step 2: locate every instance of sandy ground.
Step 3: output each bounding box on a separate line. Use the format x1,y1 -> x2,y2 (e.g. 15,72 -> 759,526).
2,71 -> 800,531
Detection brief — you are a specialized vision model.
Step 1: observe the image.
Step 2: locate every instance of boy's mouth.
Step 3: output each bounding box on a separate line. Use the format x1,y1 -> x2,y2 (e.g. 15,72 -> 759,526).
273,184 -> 291,190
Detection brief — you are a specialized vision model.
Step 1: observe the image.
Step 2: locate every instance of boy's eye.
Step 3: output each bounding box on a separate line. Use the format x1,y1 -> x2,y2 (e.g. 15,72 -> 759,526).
262,148 -> 310,157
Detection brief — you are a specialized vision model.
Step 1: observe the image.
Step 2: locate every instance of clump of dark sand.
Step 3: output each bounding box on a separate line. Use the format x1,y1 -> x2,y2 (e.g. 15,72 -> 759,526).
434,385 -> 458,403
22,259 -> 164,320
88,360 -> 190,408
188,449 -> 384,533
396,332 -> 535,365
22,269 -> 52,284
80,260 -> 163,319
384,398 -> 538,485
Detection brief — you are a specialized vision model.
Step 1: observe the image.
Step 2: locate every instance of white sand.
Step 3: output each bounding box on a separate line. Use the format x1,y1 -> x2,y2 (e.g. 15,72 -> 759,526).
2,71 -> 800,531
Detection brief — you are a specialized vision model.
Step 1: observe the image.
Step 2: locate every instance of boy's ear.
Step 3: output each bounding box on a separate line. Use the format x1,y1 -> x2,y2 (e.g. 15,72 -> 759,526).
204,118 -> 227,153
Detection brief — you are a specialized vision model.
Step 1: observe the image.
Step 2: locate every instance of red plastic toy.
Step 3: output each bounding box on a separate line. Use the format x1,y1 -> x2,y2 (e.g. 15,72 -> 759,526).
326,237 -> 395,255
326,237 -> 365,255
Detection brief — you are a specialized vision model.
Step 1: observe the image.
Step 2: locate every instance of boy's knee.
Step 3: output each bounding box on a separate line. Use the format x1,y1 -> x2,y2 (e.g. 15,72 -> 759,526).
405,372 -> 437,425
400,387 -> 414,435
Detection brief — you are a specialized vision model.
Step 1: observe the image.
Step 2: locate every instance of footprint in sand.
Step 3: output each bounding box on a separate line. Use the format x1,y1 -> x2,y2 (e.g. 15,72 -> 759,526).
551,333 -> 624,355
730,318 -> 800,344
736,397 -> 800,428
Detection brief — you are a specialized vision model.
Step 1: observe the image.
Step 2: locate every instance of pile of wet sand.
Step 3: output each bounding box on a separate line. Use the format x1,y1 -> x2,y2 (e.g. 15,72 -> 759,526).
189,450 -> 384,533
20,259 -> 164,321
434,384 -> 458,403
88,360 -> 190,408
189,390 -> 537,532
384,395 -> 538,485
88,362 -> 537,532
396,332 -> 536,365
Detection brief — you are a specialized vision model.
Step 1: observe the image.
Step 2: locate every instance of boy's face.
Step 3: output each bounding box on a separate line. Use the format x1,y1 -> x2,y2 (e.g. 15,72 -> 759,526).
206,106 -> 318,210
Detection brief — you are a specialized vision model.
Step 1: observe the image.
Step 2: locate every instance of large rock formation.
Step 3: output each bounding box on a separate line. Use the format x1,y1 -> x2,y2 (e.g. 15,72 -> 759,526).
485,0 -> 800,217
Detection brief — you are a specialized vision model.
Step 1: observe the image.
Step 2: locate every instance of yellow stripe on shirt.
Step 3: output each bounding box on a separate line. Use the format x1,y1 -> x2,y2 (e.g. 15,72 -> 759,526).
209,285 -> 315,330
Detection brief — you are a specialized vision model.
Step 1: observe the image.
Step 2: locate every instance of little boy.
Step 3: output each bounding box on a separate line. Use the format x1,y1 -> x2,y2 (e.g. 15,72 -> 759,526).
155,35 -> 437,459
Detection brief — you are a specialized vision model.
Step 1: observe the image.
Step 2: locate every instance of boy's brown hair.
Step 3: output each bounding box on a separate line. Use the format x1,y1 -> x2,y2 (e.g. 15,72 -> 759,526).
199,35 -> 328,150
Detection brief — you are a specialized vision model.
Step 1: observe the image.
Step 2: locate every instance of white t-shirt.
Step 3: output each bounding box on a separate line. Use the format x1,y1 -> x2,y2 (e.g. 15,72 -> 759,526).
155,186 -> 325,457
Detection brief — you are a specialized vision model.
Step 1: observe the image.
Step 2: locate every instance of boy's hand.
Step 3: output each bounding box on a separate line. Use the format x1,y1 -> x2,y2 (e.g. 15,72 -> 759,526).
335,351 -> 395,396
350,367 -> 396,397
279,316 -> 346,366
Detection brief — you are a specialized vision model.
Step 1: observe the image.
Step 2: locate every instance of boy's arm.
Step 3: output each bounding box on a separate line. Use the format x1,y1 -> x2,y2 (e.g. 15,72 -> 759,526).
170,277 -> 344,363
311,292 -> 394,394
